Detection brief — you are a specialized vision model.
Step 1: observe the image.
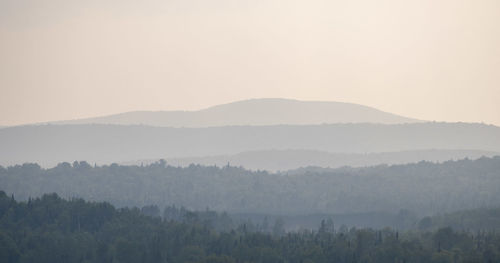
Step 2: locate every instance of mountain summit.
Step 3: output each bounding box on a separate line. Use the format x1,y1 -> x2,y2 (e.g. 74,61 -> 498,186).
53,98 -> 420,127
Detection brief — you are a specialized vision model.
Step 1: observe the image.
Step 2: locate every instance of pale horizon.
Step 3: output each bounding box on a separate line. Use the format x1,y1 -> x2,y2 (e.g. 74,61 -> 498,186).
1,0 -> 499,126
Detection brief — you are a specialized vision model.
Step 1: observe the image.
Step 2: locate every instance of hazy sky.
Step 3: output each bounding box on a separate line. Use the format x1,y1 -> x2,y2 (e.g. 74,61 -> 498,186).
1,0 -> 499,126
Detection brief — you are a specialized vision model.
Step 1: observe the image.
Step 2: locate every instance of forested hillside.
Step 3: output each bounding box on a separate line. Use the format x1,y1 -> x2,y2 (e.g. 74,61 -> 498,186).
1,157 -> 499,216
1,192 -> 500,263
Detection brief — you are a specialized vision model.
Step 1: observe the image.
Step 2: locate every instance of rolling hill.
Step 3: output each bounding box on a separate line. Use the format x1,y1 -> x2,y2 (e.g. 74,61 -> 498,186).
50,98 -> 420,127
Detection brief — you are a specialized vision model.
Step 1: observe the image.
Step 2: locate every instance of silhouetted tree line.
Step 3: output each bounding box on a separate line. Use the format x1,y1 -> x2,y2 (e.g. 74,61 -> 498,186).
1,192 -> 500,263
1,157 -> 499,216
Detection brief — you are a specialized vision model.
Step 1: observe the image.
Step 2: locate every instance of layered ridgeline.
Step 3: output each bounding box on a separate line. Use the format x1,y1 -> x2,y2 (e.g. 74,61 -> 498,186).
2,99 -> 498,168
1,157 -> 499,216
50,98 -> 420,127
128,149 -> 499,172
1,122 -> 499,167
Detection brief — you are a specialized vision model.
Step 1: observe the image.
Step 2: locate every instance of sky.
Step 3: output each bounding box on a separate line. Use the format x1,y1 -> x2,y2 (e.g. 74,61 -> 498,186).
1,0 -> 499,126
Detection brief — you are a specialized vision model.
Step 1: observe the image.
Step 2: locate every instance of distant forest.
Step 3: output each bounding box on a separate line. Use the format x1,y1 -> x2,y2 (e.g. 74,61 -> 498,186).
1,192 -> 500,263
1,157 -> 499,217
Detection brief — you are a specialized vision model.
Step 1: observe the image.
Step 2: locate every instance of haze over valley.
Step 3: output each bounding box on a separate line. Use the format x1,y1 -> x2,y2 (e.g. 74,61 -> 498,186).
1,1 -> 500,262
130,149 -> 499,172
1,99 -> 498,168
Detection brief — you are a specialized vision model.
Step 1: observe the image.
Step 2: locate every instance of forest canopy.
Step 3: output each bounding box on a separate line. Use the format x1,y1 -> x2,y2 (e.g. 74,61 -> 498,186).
1,191 -> 500,263
1,157 -> 499,216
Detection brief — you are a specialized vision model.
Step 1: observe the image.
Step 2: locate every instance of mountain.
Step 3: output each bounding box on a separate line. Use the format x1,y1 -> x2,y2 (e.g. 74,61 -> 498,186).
51,98 -> 420,127
124,149 -> 499,172
0,122 -> 499,167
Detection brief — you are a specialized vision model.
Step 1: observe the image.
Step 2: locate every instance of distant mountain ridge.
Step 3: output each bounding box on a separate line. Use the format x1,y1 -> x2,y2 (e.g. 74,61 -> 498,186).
1,122 -> 499,167
51,98 -> 420,127
123,149 -> 499,172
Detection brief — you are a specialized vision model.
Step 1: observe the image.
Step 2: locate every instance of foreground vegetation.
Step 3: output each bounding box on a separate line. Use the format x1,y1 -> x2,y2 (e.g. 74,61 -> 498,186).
1,192 -> 500,263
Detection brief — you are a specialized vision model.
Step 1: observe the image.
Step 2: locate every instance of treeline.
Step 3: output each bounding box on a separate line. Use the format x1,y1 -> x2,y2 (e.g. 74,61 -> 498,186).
88,201 -> 500,233
419,207 -> 500,232
1,157 -> 500,215
1,192 -> 500,263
